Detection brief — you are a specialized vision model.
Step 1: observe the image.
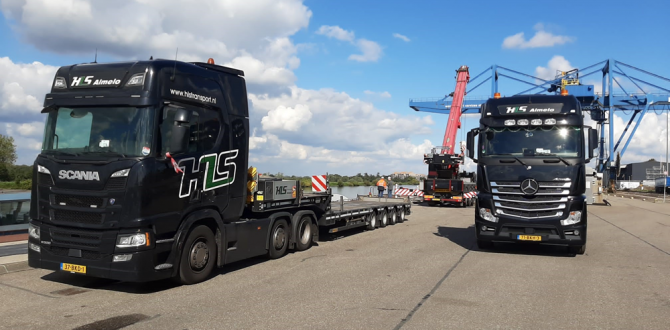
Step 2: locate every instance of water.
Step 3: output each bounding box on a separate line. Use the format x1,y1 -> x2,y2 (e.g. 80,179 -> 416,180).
312,185 -> 419,200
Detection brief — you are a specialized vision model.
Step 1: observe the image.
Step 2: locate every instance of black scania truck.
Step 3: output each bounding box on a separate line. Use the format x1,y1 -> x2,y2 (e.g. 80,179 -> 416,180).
28,59 -> 410,284
466,94 -> 598,254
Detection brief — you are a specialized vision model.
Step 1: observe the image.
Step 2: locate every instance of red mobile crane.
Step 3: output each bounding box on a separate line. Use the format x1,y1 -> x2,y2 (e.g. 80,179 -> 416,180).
421,65 -> 477,207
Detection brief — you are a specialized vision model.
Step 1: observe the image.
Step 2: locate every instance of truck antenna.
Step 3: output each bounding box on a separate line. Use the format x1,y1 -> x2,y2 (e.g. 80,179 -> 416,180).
170,48 -> 178,81
94,48 -> 98,63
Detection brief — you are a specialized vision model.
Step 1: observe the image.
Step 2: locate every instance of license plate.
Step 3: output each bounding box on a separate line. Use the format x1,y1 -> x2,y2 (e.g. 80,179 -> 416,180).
61,263 -> 86,274
435,189 -> 450,193
517,235 -> 542,241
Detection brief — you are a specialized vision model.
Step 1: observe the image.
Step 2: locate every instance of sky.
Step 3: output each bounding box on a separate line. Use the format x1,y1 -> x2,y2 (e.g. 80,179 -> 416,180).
1,0 -> 669,176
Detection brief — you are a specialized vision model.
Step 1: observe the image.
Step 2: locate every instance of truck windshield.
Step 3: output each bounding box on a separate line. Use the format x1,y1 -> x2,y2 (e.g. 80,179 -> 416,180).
481,126 -> 582,158
42,106 -> 155,158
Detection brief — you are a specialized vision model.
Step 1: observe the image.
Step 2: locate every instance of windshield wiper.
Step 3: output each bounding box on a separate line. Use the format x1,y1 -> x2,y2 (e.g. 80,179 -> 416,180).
45,150 -> 79,157
494,154 -> 527,166
80,151 -> 127,158
542,155 -> 570,166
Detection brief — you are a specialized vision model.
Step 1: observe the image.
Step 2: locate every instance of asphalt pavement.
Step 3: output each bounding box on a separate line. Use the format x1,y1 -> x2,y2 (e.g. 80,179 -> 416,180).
0,198 -> 669,330
0,242 -> 27,257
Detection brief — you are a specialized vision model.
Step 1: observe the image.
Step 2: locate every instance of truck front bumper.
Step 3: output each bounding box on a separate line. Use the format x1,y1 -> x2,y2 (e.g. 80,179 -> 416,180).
475,195 -> 587,247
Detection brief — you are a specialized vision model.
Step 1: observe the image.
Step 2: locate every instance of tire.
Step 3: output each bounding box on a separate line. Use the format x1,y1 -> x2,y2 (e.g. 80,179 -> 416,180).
397,208 -> 405,223
476,239 -> 494,250
389,209 -> 397,225
295,216 -> 313,251
177,225 -> 216,285
366,213 -> 377,230
569,245 -> 586,255
379,211 -> 388,228
268,219 -> 289,259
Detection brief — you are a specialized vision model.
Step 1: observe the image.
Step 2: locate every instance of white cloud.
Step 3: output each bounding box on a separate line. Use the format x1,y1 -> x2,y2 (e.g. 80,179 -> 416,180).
502,23 -> 574,49
364,90 -> 391,98
0,1 -> 430,173
0,57 -> 57,120
315,25 -> 383,62
535,55 -> 574,81
392,33 -> 410,42
315,25 -> 355,42
348,39 -> 383,62
261,104 -> 312,132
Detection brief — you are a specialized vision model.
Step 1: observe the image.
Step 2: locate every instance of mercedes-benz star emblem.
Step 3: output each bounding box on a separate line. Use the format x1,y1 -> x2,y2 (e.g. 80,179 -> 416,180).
520,179 -> 539,195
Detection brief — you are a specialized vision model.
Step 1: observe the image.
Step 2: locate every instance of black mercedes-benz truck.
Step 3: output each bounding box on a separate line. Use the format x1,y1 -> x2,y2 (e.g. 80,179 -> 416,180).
466,94 -> 598,254
28,58 -> 411,284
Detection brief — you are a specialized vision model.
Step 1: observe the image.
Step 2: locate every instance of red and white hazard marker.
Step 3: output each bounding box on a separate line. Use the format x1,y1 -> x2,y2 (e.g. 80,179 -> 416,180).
312,175 -> 328,192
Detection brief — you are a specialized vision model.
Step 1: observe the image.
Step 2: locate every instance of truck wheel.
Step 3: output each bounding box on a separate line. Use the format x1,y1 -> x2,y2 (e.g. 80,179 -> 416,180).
268,219 -> 289,259
389,209 -> 397,225
397,208 -> 405,223
379,211 -> 388,228
366,213 -> 377,230
295,216 -> 313,251
569,245 -> 586,255
476,239 -> 494,250
178,225 -> 216,285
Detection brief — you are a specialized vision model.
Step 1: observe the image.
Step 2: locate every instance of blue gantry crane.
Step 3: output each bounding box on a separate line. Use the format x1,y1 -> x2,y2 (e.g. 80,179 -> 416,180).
410,59 -> 670,185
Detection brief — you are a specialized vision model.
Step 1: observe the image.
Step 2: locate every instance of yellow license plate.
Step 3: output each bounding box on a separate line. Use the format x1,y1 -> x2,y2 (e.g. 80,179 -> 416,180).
517,235 -> 542,241
61,263 -> 86,274
435,189 -> 450,192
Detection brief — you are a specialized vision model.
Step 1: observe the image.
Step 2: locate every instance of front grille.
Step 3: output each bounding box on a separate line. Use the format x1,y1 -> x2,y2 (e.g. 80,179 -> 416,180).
49,227 -> 103,250
54,195 -> 104,208
492,187 -> 569,195
495,200 -> 564,210
53,210 -> 104,224
491,181 -> 571,219
499,209 -> 562,218
48,246 -> 104,260
493,195 -> 567,203
38,173 -> 53,186
105,177 -> 127,190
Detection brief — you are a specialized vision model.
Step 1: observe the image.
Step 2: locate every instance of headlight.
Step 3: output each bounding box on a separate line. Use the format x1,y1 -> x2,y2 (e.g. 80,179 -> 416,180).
479,208 -> 498,223
544,118 -> 557,125
37,165 -> 51,175
504,119 -> 515,126
111,168 -> 130,178
116,233 -> 149,248
516,119 -> 529,125
531,119 -> 543,125
561,211 -> 582,226
29,243 -> 41,253
29,223 -> 40,239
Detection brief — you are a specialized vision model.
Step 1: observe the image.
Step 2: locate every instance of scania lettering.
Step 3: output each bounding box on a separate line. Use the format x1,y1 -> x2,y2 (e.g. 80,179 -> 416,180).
58,170 -> 100,181
28,58 -> 410,284
466,93 -> 598,254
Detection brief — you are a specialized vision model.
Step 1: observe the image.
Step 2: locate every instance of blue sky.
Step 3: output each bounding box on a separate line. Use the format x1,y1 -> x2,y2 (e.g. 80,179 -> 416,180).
1,0 -> 669,175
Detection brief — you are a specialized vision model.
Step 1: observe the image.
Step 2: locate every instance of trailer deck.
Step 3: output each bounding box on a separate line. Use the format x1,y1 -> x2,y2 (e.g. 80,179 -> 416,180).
321,199 -> 411,233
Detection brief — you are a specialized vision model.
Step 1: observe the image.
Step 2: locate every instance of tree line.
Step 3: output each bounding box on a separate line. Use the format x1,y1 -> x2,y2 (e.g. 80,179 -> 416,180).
264,172 -> 421,188
0,134 -> 31,190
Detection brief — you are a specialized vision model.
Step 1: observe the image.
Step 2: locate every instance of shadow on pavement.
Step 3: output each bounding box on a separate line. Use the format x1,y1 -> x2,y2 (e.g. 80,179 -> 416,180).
435,225 -> 575,257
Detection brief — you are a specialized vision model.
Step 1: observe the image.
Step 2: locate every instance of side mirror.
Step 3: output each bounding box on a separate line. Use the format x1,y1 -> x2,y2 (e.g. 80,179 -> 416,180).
169,108 -> 193,156
466,128 -> 479,163
588,127 -> 598,161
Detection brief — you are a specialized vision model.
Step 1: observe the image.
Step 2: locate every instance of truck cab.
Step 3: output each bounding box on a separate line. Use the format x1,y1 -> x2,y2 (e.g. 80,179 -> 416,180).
466,94 -> 598,254
28,59 -> 253,283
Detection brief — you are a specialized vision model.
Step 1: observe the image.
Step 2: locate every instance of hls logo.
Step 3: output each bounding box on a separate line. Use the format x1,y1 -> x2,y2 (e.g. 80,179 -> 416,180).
177,150 -> 238,198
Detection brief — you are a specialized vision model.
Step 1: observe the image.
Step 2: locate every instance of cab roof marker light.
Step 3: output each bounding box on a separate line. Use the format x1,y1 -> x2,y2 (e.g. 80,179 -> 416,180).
53,77 -> 67,89
545,118 -> 557,125
125,73 -> 145,87
517,119 -> 529,126
531,119 -> 543,125
504,119 -> 515,126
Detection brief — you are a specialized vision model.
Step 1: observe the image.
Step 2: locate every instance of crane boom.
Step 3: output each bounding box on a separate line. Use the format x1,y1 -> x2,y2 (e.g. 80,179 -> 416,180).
441,65 -> 470,154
